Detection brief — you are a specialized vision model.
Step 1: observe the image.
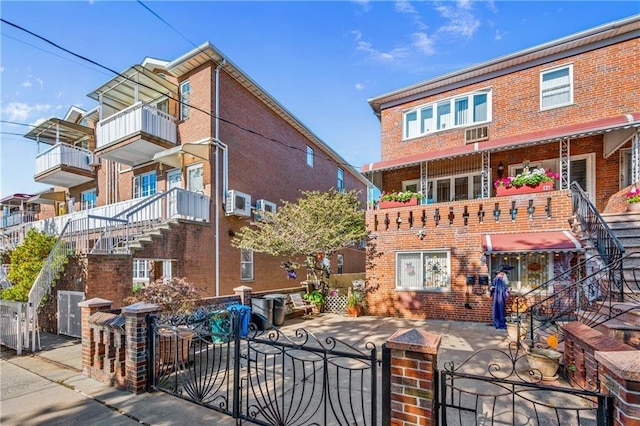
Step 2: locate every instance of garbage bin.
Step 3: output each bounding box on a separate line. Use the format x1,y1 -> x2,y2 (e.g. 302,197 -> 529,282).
227,304 -> 251,337
265,294 -> 287,326
251,297 -> 273,327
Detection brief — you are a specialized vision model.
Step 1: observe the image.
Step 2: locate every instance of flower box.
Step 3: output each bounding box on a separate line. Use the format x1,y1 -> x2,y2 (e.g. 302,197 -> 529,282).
495,183 -> 554,197
378,198 -> 419,209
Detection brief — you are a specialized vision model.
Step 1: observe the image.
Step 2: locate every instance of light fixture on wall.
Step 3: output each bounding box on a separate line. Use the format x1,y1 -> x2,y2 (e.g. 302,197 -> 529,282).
497,161 -> 505,179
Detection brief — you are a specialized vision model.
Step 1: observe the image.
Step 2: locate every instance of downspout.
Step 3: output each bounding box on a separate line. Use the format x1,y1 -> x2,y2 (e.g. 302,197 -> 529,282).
214,59 -> 226,297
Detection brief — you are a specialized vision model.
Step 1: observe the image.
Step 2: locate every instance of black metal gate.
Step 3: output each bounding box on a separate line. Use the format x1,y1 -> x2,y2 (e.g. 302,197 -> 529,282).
435,343 -> 613,426
149,306 -> 380,425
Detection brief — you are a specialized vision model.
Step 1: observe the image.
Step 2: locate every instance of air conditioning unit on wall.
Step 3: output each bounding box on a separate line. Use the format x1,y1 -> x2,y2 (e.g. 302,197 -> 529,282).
225,190 -> 252,217
465,126 -> 489,144
255,199 -> 277,221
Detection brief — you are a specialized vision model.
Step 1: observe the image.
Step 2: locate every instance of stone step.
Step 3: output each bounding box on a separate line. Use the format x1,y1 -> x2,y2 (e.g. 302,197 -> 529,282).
595,301 -> 640,325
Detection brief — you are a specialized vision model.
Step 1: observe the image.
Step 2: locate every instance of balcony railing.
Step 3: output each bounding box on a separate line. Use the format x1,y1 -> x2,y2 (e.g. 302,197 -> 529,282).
1,211 -> 37,229
34,143 -> 94,175
96,101 -> 177,149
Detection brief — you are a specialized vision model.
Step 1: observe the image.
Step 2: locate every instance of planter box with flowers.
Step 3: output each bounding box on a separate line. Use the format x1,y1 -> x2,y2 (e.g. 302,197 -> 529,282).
626,186 -> 640,212
494,167 -> 560,197
377,191 -> 422,209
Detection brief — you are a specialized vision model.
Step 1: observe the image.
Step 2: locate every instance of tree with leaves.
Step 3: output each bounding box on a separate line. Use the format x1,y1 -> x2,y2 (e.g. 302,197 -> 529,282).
1,229 -> 57,302
232,189 -> 367,282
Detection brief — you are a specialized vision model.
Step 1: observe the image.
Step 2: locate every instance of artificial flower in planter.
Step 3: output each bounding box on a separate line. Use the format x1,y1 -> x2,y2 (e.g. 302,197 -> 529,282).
378,190 -> 423,208
494,167 -> 559,196
626,186 -> 640,212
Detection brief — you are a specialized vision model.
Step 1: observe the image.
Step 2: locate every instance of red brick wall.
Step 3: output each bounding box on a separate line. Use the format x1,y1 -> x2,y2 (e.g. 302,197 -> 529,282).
365,191 -> 573,322
379,38 -> 639,162
39,256 -> 88,333
86,254 -> 133,308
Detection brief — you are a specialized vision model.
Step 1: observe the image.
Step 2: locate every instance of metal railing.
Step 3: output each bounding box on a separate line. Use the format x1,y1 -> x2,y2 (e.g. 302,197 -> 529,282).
0,300 -> 29,355
34,143 -> 94,175
91,188 -> 210,254
571,182 -> 625,299
1,210 -> 37,229
96,101 -> 177,149
523,252 -> 640,343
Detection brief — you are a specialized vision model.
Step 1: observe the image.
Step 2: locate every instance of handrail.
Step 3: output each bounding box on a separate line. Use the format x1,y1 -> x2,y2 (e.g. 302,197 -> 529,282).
525,252 -> 637,342
27,217 -> 88,351
571,181 -> 626,302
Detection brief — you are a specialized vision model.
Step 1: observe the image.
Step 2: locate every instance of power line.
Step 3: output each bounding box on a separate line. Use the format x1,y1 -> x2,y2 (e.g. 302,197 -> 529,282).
0,120 -> 36,128
0,17 -> 363,172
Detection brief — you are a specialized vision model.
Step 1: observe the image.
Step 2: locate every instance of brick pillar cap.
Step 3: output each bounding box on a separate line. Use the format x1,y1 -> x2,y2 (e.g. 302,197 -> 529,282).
234,285 -> 253,292
121,302 -> 161,314
387,328 -> 441,354
595,350 -> 640,381
78,297 -> 113,308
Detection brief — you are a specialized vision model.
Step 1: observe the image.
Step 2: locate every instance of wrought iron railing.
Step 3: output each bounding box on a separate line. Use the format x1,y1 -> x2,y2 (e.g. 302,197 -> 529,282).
571,182 -> 625,299
523,252 -> 640,343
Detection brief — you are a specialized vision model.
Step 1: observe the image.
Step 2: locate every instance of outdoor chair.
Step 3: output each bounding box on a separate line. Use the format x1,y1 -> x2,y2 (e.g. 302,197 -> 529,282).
289,293 -> 314,316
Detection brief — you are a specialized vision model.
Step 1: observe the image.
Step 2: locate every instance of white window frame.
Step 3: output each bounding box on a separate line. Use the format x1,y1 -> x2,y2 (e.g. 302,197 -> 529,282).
81,188 -> 97,210
180,81 -> 190,120
133,259 -> 150,285
337,168 -> 344,192
566,153 -> 595,199
540,64 -> 573,111
133,171 -> 157,198
241,249 -> 254,281
402,89 -> 492,140
306,146 -> 314,167
428,171 -> 483,203
621,148 -> 633,189
396,250 -> 451,291
402,179 -> 420,193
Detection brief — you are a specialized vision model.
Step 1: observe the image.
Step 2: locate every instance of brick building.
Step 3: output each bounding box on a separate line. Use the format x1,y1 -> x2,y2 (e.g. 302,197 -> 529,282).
1,42 -> 368,333
363,16 -> 640,321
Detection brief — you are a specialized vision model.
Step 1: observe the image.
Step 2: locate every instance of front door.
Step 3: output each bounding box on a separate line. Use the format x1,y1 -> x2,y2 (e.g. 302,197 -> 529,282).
167,169 -> 182,217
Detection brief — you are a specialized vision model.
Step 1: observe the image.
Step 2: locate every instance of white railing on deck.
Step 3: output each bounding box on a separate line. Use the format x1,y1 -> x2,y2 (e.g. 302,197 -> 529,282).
34,143 -> 94,175
1,210 -> 37,228
96,101 -> 177,149
91,188 -> 210,254
0,300 -> 29,355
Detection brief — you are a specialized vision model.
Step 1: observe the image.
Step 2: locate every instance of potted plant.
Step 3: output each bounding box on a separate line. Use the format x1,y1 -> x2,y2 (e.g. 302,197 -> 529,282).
124,277 -> 199,365
303,290 -> 325,313
526,347 -> 562,381
378,190 -> 423,209
346,289 -> 364,317
494,167 -> 560,197
625,186 -> 640,212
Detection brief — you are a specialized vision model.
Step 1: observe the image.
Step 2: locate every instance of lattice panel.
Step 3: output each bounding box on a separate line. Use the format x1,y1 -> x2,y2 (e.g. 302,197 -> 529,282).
324,296 -> 347,314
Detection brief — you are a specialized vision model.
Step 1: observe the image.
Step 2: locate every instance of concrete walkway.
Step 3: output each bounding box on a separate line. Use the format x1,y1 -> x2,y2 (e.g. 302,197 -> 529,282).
0,314 -> 530,425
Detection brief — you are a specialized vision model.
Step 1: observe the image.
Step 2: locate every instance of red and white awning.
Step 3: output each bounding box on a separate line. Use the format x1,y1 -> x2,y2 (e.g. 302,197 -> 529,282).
482,231 -> 583,254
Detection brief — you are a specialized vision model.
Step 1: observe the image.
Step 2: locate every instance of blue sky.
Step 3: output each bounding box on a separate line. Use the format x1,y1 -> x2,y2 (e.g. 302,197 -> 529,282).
1,1 -> 638,198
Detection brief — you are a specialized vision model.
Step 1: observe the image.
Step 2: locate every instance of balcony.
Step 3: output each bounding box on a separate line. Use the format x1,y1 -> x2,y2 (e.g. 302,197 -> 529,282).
1,210 -> 36,229
34,143 -> 95,187
95,102 -> 178,166
367,189 -> 572,233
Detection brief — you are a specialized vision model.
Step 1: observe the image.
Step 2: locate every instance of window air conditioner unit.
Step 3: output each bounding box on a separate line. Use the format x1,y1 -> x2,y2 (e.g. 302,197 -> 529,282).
225,190 -> 252,217
255,199 -> 277,221
465,126 -> 489,144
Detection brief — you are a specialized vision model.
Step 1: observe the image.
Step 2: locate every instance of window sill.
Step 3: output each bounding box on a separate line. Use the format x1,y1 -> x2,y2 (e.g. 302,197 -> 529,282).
540,102 -> 574,112
395,287 -> 450,293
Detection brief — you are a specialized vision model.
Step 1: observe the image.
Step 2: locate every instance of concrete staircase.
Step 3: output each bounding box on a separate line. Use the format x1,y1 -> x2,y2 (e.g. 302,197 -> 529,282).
112,219 -> 181,254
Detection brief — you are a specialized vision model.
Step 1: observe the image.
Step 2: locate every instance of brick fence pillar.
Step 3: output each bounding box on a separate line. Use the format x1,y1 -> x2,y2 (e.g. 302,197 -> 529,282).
78,298 -> 113,376
595,350 -> 640,426
121,302 -> 161,394
234,285 -> 253,306
386,328 -> 441,426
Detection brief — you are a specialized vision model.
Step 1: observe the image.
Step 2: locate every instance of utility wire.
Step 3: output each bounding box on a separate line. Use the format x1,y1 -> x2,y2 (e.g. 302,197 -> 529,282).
0,120 -> 36,128
1,17 -> 363,172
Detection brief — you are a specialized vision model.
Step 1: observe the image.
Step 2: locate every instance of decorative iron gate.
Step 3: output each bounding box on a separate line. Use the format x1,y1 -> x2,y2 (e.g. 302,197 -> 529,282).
435,343 -> 613,426
149,306 -> 380,425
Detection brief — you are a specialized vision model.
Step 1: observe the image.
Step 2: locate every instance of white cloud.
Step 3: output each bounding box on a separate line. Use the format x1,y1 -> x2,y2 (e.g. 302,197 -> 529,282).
21,80 -> 33,88
55,90 -> 64,98
351,0 -> 370,13
355,83 -> 365,90
31,117 -> 47,127
435,2 -> 481,38
2,102 -> 52,122
495,29 -> 506,41
395,0 -> 417,14
36,78 -> 44,89
412,32 -> 435,55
